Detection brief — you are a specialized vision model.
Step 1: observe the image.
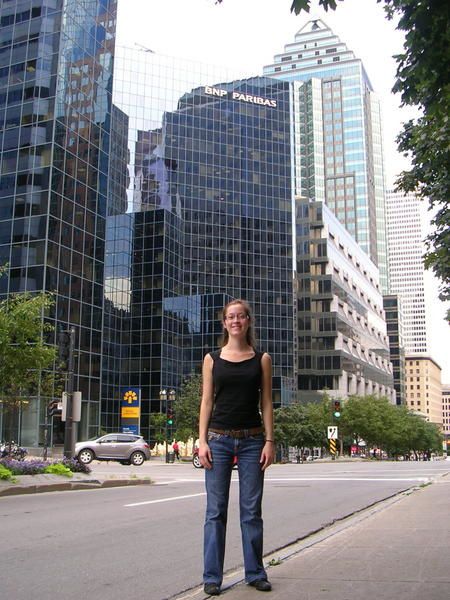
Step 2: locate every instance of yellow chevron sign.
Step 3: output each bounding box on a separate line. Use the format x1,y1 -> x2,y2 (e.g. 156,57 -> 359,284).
329,439 -> 337,455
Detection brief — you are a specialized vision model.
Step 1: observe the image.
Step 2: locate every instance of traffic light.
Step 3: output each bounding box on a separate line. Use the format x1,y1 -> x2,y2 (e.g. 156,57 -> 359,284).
333,400 -> 341,418
48,400 -> 61,418
167,406 -> 174,426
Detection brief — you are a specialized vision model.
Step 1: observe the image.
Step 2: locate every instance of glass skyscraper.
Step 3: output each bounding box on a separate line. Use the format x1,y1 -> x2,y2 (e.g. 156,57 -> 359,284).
104,51 -> 297,441
264,18 -> 388,292
0,0 -> 117,445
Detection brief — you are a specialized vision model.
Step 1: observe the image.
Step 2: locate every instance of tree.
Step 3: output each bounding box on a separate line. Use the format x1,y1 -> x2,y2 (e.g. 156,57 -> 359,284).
274,399 -> 329,459
340,395 -> 443,458
149,412 -> 167,445
174,373 -> 202,442
0,293 -> 57,440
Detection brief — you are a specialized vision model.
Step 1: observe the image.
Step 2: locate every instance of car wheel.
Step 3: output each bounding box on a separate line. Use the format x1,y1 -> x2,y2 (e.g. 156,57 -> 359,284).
78,449 -> 94,464
130,451 -> 145,466
193,454 -> 203,468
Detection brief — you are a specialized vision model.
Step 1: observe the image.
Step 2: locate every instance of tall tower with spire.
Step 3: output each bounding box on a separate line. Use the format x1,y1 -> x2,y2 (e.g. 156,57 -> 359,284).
264,19 -> 388,291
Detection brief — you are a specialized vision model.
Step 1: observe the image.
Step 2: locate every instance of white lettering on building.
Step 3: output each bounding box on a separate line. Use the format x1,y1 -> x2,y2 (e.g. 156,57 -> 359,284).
205,86 -> 277,108
204,85 -> 227,97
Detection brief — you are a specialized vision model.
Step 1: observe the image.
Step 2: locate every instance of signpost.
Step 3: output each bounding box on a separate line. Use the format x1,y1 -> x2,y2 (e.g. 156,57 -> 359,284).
327,426 -> 338,440
328,426 -> 338,458
120,388 -> 141,435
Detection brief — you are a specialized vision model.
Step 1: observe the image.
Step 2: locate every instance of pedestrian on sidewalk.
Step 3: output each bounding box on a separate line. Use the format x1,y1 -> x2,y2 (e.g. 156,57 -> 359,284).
173,440 -> 180,461
198,299 -> 275,596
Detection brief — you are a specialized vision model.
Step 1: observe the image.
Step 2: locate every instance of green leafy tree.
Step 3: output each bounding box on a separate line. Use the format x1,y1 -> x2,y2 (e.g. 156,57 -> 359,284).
341,395 -> 443,458
174,373 -> 202,443
149,412 -> 167,445
304,395 -> 334,449
275,401 -> 327,459
0,292 -> 57,440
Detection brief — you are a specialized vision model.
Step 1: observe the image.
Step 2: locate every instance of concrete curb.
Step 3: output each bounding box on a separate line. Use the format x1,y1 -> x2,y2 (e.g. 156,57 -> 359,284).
0,476 -> 152,497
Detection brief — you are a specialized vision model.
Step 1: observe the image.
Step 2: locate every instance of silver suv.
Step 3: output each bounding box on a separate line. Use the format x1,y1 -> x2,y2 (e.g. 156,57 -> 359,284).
74,433 -> 150,466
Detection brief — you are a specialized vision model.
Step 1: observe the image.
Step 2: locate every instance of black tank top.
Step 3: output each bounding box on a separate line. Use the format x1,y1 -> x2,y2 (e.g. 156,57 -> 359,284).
209,350 -> 264,430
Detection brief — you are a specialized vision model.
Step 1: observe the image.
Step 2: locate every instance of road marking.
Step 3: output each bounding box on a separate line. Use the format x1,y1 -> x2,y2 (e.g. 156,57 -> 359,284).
264,477 -> 430,482
124,492 -> 206,507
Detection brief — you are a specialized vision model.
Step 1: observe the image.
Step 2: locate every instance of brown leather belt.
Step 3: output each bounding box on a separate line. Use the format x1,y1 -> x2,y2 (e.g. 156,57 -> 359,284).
208,426 -> 264,439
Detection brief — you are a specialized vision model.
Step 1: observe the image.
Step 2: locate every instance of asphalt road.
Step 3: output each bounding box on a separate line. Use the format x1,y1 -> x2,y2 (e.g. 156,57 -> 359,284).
2,460 -> 449,600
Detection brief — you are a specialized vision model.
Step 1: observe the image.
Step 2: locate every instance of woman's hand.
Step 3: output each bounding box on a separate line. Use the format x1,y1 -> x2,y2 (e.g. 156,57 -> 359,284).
260,441 -> 275,470
199,442 -> 213,469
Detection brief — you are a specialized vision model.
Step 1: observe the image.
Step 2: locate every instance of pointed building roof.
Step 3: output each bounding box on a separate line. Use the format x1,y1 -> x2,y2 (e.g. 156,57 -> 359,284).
263,18 -> 373,91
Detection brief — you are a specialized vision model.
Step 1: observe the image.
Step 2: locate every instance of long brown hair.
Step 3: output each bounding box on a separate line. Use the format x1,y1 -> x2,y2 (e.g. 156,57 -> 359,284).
220,299 -> 257,349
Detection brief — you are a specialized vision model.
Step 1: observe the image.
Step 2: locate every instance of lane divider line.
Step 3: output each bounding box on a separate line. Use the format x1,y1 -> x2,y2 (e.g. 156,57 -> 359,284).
264,477 -> 430,482
125,492 -> 206,507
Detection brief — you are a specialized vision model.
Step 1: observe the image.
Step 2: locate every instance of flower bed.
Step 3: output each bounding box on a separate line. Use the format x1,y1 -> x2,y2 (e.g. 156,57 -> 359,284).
0,457 -> 91,477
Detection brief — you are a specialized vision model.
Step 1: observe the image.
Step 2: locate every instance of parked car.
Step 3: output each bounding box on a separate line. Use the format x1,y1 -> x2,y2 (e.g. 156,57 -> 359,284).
192,447 -> 237,469
74,433 -> 150,466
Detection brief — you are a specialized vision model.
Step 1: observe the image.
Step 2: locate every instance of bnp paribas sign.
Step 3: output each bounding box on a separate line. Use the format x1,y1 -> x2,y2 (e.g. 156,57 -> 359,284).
204,85 -> 277,108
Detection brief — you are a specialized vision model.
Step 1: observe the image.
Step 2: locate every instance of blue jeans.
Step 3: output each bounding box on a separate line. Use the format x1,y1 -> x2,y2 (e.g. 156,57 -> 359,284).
203,431 -> 267,586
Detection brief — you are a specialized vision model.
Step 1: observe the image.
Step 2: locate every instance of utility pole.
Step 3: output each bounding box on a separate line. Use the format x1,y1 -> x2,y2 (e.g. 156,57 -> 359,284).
62,327 -> 76,459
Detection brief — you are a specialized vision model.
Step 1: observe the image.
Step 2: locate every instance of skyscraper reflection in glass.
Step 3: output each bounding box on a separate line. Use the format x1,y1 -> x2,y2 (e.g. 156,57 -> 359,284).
104,49 -> 296,440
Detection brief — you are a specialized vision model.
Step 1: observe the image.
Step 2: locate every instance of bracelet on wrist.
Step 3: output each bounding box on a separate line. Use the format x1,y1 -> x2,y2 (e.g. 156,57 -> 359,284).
265,439 -> 275,443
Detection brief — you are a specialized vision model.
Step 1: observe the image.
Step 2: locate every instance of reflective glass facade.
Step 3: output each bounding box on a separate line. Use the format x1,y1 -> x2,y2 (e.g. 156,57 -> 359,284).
0,0 -> 117,444
104,50 -> 297,441
265,18 -> 388,292
383,294 -> 406,405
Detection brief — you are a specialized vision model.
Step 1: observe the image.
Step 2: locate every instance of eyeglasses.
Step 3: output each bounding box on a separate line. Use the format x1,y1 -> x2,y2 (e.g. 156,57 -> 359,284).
225,313 -> 248,322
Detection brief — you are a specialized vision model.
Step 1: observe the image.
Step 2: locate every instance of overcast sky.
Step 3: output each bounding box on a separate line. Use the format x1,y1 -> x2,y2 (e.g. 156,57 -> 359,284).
116,0 -> 449,381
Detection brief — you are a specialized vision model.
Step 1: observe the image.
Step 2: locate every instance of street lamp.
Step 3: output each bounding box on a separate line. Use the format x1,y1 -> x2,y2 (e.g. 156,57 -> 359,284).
159,388 -> 169,462
167,389 -> 176,462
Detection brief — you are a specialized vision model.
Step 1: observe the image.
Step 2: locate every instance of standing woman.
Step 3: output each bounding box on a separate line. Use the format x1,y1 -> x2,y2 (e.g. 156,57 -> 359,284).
199,299 -> 275,596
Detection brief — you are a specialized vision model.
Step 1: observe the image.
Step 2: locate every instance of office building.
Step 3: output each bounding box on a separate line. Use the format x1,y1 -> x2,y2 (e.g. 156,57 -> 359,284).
405,356 -> 442,426
103,51 -> 297,440
264,18 -> 388,291
383,294 -> 406,405
442,384 -> 450,454
0,0 -> 118,445
385,189 -> 432,355
295,196 -> 394,403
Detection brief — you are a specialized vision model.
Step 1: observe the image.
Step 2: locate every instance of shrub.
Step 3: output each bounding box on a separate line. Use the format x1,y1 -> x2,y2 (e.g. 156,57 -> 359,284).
44,463 -> 73,478
60,457 -> 91,474
0,463 -> 16,481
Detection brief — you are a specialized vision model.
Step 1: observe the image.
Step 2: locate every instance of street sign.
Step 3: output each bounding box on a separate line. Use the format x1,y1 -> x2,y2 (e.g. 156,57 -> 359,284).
327,426 -> 338,440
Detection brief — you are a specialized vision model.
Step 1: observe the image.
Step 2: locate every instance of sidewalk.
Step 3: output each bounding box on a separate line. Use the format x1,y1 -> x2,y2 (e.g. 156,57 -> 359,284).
200,474 -> 450,600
